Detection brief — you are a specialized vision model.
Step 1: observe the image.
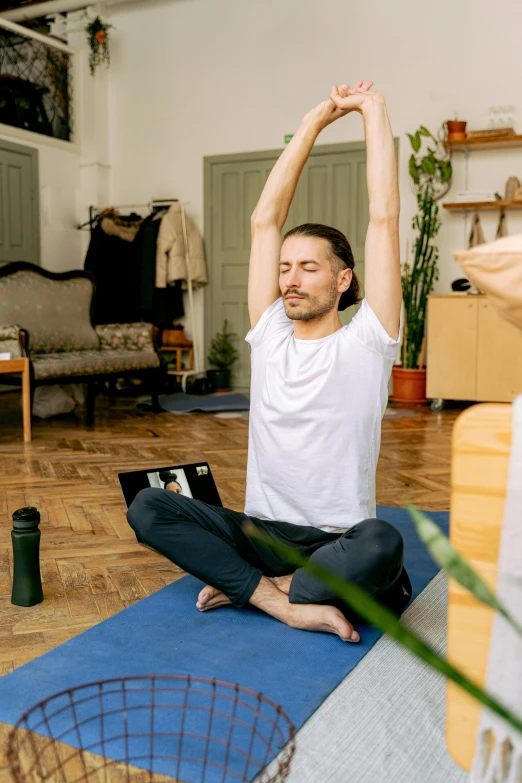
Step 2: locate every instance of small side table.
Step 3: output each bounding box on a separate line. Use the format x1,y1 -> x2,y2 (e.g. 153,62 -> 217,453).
0,358 -> 31,443
159,328 -> 194,383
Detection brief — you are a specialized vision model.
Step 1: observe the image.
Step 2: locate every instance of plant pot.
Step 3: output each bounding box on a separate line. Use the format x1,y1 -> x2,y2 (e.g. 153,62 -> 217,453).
391,367 -> 427,405
445,120 -> 467,141
206,369 -> 232,393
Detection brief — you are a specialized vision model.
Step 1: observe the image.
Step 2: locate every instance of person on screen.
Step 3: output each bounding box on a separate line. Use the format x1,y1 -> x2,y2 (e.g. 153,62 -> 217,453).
158,471 -> 183,495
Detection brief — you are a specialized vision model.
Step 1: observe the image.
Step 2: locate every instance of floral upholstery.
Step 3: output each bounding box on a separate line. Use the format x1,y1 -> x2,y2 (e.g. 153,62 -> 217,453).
0,270 -> 99,354
0,324 -> 23,359
95,322 -> 155,352
0,268 -> 160,386
32,349 -> 160,380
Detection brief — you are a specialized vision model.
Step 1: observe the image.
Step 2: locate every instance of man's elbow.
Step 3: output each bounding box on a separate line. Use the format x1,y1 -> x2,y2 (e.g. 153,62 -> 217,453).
368,211 -> 400,225
251,211 -> 280,232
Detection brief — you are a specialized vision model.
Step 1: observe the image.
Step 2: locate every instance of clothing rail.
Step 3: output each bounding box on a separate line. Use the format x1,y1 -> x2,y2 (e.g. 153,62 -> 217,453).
77,199 -> 184,230
79,199 -> 202,389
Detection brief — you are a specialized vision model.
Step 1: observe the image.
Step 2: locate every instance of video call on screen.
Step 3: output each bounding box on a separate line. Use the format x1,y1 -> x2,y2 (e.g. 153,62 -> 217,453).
119,462 -> 222,508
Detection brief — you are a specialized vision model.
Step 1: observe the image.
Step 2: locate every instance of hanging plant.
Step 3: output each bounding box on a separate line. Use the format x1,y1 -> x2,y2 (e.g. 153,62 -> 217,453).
86,17 -> 113,77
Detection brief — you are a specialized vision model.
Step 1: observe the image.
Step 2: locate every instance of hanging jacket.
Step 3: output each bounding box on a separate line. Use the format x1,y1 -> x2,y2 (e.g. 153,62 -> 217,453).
155,203 -> 208,290
134,211 -> 166,313
84,212 -> 143,325
133,210 -> 185,327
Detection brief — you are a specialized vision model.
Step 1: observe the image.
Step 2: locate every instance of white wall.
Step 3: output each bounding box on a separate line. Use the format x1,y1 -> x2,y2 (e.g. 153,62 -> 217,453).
107,0 -> 522,346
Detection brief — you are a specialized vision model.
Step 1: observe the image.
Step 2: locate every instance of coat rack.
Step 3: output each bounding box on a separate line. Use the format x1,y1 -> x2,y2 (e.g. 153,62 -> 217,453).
79,199 -> 202,390
77,199 -> 179,231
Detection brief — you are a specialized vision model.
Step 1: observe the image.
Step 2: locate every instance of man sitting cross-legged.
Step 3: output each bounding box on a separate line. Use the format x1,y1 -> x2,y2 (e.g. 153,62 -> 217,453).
128,79 -> 411,643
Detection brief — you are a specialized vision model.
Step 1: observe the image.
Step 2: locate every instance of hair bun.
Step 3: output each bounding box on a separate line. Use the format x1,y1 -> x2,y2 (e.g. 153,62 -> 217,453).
159,470 -> 177,483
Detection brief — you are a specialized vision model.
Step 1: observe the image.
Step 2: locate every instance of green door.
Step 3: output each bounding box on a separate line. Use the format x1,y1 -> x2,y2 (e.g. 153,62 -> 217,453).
293,147 -> 369,327
204,141 -> 376,390
0,139 -> 40,266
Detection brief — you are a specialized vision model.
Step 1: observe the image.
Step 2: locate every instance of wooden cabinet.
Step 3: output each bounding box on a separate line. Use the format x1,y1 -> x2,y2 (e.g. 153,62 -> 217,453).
476,298 -> 522,400
426,295 -> 522,404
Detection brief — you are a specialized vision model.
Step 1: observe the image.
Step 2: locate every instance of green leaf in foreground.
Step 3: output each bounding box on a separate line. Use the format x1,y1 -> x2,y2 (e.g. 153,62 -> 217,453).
407,504 -> 522,637
244,522 -> 522,738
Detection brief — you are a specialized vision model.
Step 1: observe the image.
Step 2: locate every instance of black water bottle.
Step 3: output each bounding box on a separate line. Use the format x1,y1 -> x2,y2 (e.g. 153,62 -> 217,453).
11,507 -> 44,607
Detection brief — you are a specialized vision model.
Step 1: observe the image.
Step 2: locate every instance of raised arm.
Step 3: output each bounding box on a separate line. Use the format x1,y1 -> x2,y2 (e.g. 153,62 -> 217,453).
248,96 -> 351,329
330,85 -> 401,339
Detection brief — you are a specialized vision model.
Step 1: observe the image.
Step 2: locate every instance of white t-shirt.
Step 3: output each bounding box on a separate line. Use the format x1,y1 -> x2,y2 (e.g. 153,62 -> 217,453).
244,298 -> 400,532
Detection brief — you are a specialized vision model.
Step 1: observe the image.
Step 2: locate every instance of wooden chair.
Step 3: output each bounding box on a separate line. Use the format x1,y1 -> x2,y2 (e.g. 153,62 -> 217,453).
159,327 -> 193,381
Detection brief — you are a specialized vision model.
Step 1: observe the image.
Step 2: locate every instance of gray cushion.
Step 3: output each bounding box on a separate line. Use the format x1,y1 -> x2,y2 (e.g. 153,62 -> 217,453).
32,349 -> 160,380
95,322 -> 156,351
0,270 -> 99,354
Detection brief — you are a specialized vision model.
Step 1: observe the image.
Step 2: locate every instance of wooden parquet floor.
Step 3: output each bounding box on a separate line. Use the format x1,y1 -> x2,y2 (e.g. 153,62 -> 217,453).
0,390 -> 464,769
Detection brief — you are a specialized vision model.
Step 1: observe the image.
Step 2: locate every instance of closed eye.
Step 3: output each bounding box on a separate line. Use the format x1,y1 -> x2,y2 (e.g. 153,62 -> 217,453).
279,265 -> 318,270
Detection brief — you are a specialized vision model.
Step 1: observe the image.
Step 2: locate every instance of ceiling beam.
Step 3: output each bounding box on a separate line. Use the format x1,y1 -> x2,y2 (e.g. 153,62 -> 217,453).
1,0 -> 140,22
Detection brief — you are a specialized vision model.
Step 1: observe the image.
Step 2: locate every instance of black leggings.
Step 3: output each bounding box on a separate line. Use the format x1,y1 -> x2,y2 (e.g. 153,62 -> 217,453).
127,488 -> 412,622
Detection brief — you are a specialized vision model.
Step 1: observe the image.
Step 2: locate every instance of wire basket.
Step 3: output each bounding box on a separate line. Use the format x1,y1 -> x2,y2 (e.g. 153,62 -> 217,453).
5,675 -> 296,783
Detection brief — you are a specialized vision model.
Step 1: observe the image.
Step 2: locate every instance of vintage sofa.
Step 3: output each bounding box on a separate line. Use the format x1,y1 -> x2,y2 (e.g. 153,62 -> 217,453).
0,262 -> 161,424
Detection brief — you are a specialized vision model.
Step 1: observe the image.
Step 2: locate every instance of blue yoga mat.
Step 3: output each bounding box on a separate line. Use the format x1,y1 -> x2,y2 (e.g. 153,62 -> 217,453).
0,506 -> 448,781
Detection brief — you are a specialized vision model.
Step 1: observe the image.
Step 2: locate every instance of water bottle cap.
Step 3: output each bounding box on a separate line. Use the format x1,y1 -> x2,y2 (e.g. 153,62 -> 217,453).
12,507 -> 40,531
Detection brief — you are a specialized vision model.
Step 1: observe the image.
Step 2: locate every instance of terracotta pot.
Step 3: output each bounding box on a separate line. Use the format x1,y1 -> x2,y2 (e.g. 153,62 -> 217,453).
445,120 -> 467,141
391,367 -> 427,405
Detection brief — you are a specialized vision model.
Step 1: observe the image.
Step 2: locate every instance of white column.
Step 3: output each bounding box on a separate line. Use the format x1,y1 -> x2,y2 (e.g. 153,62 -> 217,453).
51,6 -> 112,253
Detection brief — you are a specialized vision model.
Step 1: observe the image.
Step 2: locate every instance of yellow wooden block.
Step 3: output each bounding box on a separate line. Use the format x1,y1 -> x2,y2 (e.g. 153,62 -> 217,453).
446,403 -> 512,770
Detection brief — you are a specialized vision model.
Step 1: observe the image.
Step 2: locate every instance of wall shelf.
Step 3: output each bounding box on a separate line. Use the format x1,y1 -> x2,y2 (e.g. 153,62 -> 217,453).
443,199 -> 522,213
445,134 -> 522,152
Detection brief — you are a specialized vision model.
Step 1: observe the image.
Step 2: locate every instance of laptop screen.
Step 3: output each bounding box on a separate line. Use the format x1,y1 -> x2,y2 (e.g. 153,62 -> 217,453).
118,462 -> 223,509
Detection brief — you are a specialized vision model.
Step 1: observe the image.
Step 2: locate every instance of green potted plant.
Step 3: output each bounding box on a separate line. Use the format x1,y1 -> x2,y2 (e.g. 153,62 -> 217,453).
206,320 -> 239,392
392,124 -> 452,404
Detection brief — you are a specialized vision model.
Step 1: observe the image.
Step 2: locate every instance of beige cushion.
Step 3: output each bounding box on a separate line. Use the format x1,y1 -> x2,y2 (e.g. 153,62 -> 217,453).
0,323 -> 23,358
453,233 -> 522,331
0,270 -> 99,354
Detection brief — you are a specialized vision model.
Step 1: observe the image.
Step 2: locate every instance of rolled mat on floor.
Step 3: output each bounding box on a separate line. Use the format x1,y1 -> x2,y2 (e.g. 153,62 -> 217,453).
0,506 -> 448,782
139,392 -> 250,414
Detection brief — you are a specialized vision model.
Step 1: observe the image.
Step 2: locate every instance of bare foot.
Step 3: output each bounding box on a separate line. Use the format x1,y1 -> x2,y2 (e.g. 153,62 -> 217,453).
288,602 -> 360,643
196,579 -> 360,643
269,574 -> 293,594
196,585 -> 232,612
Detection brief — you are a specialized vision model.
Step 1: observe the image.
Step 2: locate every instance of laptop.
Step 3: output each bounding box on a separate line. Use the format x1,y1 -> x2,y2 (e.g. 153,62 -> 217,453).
118,461 -> 223,510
